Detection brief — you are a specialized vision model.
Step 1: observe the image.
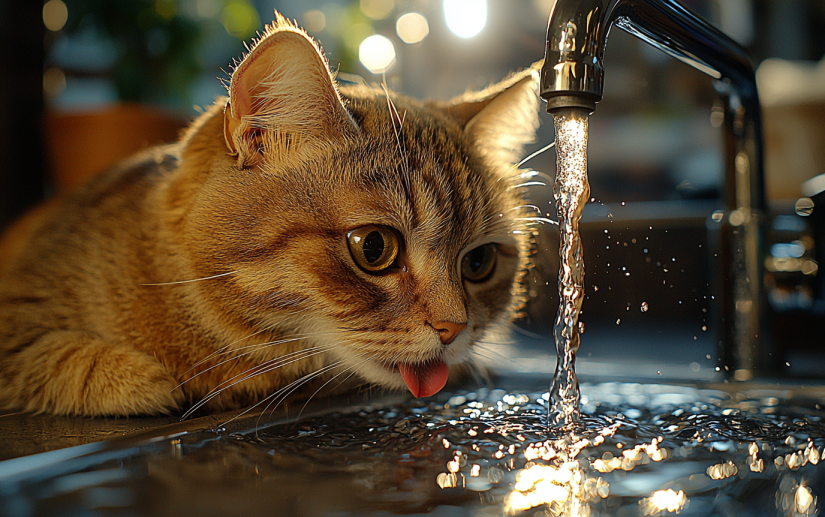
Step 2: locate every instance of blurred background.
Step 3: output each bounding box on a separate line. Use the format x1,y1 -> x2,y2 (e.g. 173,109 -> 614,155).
1,0 -> 824,380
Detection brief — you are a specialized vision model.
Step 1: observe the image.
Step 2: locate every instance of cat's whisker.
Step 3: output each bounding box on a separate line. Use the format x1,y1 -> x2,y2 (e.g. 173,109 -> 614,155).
516,141 -> 555,168
512,217 -> 557,225
510,324 -> 545,339
139,270 -> 238,286
183,321 -> 282,374
292,354 -> 376,422
177,340 -> 337,391
203,343 -> 339,393
381,84 -> 411,196
296,365 -> 358,419
220,359 -> 351,428
181,344 -> 343,419
255,348 -> 375,423
507,204 -> 542,214
187,330 -> 337,373
507,181 -> 546,190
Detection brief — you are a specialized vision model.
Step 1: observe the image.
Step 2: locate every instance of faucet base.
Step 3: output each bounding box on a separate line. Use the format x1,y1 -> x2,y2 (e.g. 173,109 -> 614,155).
545,94 -> 597,115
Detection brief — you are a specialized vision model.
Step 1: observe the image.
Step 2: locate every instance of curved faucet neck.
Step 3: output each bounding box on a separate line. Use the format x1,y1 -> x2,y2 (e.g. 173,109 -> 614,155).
541,0 -> 757,110
541,0 -> 771,378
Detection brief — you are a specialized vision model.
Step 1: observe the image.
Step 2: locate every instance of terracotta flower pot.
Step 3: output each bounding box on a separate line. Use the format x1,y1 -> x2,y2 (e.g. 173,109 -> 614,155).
44,103 -> 188,193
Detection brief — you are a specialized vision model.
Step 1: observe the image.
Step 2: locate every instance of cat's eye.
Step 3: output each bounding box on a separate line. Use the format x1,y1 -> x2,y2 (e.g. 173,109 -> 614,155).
461,243 -> 497,282
347,226 -> 400,273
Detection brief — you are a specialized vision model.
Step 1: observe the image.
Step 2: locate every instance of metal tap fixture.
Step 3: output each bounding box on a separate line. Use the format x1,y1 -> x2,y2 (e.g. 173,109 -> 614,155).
540,0 -> 769,379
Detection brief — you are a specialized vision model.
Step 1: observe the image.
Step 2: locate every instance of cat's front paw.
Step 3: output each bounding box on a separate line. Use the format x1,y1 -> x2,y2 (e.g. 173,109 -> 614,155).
0,331 -> 184,416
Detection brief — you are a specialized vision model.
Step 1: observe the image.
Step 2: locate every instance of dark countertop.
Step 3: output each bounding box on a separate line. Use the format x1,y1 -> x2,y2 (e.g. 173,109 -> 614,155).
0,411 -> 227,461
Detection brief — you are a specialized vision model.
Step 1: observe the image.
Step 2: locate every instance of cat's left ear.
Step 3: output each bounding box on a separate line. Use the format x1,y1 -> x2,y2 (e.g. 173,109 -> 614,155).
440,63 -> 541,165
223,13 -> 358,166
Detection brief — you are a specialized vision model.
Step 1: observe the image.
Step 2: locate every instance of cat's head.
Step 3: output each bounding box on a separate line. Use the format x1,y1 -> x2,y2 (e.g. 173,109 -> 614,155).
179,14 -> 540,398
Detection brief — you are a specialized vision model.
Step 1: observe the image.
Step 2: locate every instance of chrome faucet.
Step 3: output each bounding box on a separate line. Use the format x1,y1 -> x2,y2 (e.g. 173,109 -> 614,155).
540,0 -> 770,379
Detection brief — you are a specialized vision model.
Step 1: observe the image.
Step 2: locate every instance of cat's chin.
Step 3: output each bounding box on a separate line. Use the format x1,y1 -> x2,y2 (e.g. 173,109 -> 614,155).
330,342 -> 474,399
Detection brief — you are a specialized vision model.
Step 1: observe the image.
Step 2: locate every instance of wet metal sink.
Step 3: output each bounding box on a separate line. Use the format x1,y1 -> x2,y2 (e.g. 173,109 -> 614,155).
2,377 -> 825,517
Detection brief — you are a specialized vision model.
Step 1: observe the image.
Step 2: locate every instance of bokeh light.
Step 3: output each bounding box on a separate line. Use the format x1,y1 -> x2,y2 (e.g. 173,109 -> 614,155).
42,0 -> 68,32
221,0 -> 259,39
443,0 -> 487,39
194,0 -> 222,18
358,34 -> 396,74
360,0 -> 394,20
302,10 -> 325,33
396,12 -> 429,44
43,68 -> 66,98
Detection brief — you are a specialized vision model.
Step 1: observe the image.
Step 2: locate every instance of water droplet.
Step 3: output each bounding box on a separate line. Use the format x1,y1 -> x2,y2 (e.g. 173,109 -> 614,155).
795,197 -> 814,216
616,318 -> 621,325
641,302 -> 649,312
578,321 -> 585,334
621,201 -> 626,206
657,371 -> 662,375
593,285 -> 599,291
702,326 -> 707,331
706,354 -> 712,359
711,210 -> 725,222
488,466 -> 503,483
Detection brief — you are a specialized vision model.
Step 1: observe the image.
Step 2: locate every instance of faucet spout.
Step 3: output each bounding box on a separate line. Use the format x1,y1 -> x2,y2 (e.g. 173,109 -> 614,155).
541,0 -> 770,378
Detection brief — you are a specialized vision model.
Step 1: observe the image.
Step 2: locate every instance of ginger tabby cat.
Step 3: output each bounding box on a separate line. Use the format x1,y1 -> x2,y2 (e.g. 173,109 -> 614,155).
0,14 -> 540,417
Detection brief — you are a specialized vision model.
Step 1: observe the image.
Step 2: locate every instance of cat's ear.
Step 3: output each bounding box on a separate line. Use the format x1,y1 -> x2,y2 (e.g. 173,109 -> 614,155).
442,63 -> 541,165
223,13 -> 358,166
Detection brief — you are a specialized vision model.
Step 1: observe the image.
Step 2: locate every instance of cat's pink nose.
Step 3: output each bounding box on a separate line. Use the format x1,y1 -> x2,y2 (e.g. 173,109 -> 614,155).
430,321 -> 467,345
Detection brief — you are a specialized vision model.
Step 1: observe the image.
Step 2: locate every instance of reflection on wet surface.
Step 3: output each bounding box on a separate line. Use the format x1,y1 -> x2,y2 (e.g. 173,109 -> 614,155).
2,382 -> 825,516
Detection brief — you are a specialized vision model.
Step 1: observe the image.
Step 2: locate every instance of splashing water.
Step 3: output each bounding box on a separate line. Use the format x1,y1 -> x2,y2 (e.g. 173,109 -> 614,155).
11,384 -> 825,516
548,109 -> 590,427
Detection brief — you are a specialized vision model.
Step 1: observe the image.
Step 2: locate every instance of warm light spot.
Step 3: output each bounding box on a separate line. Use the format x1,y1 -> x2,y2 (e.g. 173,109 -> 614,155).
358,34 -> 396,74
506,459 -> 608,515
443,0 -> 487,38
471,464 -> 480,477
807,445 -> 820,465
43,68 -> 66,98
644,489 -> 688,513
302,10 -> 325,33
43,0 -> 68,32
221,0 -> 259,38
796,486 -> 815,514
436,472 -> 457,488
396,12 -> 429,44
707,461 -> 738,480
360,0 -> 394,20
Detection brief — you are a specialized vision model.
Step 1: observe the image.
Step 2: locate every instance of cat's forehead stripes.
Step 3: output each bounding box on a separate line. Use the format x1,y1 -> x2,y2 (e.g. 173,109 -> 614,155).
342,94 -> 513,251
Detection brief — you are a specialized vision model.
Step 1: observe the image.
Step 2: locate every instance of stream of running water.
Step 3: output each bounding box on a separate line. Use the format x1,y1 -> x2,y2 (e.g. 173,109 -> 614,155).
547,109 -> 590,428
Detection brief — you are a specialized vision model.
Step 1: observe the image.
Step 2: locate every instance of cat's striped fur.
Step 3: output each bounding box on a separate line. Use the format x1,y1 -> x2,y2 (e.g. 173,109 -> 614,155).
0,14 -> 541,416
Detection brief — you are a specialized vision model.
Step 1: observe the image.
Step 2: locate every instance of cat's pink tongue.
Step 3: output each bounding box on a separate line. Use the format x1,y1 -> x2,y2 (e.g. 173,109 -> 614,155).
398,360 -> 449,398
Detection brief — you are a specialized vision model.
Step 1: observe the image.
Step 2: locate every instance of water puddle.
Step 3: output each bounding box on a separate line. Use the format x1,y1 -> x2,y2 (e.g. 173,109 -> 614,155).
4,383 -> 825,516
